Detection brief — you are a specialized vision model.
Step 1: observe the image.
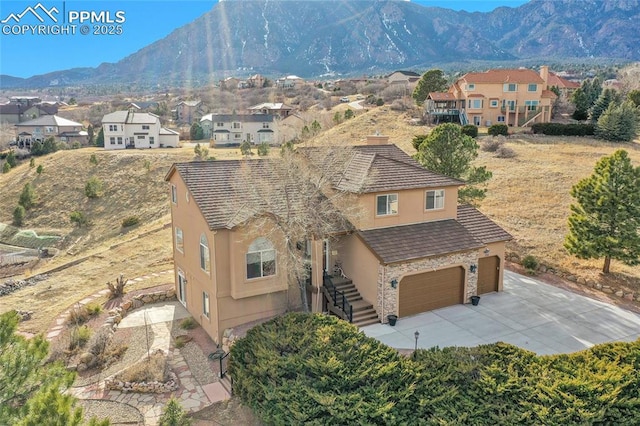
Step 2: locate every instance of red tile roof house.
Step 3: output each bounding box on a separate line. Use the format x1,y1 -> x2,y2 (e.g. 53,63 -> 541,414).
165,135 -> 510,344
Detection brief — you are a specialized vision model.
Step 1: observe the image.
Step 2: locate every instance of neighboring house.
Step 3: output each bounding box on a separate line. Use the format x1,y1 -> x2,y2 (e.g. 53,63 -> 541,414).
175,100 -> 206,123
546,72 -> 580,102
165,134 -> 511,343
219,77 -> 241,90
275,75 -> 304,89
387,70 -> 421,87
248,102 -> 293,118
426,66 -> 557,127
0,98 -> 58,125
247,74 -> 266,88
101,110 -> 178,150
199,113 -> 278,146
128,101 -> 160,112
14,115 -> 86,149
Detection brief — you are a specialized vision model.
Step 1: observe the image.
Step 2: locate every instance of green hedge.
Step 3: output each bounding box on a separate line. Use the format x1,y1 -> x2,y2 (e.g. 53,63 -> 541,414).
461,124 -> 478,138
488,124 -> 509,136
531,122 -> 595,136
231,313 -> 640,425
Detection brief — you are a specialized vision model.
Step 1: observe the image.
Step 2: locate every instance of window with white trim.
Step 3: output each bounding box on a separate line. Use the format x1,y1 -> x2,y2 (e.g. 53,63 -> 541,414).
466,83 -> 475,91
246,237 -> 276,279
202,291 -> 210,319
528,83 -> 538,92
175,227 -> 184,253
177,270 -> 187,306
468,99 -> 483,109
503,83 -> 517,92
149,136 -> 155,144
171,184 -> 177,204
262,122 -> 269,128
489,100 -> 499,108
110,137 -> 116,145
376,194 -> 398,216
142,125 -> 150,130
426,189 -> 445,210
108,124 -> 117,131
200,234 -> 210,273
117,137 -> 123,144
525,100 -> 539,111
497,115 -> 505,122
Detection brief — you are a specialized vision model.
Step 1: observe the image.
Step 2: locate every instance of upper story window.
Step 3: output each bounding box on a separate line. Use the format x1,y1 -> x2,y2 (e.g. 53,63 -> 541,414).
246,237 -> 276,279
528,83 -> 538,92
45,126 -> 54,133
262,122 -> 270,128
200,234 -> 210,273
503,83 -> 517,92
232,122 -> 241,129
175,227 -> 184,253
466,83 -> 475,91
468,99 -> 483,109
525,100 -> 539,111
426,189 -> 445,211
142,125 -> 150,130
216,122 -> 224,127
171,184 -> 177,204
376,194 -> 398,216
108,124 -> 117,131
137,135 -> 145,139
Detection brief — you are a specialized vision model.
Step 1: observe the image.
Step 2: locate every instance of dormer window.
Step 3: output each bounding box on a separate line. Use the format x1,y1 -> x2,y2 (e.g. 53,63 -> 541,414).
376,194 -> 398,216
426,190 -> 445,210
466,83 -> 475,91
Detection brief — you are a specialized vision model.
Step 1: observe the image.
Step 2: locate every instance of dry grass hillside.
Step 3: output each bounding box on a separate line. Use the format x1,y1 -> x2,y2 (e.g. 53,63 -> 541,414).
1,107 -> 639,334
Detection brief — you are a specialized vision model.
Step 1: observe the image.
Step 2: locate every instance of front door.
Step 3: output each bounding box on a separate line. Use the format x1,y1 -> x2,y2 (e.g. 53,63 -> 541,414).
177,270 -> 187,307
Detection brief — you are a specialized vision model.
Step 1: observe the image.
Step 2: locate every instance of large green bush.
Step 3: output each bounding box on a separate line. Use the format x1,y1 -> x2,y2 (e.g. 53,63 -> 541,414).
461,124 -> 478,138
488,124 -> 509,136
231,313 -> 640,425
531,122 -> 595,136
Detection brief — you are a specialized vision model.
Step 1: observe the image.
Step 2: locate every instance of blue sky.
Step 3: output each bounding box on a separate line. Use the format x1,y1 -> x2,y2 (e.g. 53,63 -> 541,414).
0,0 -> 529,79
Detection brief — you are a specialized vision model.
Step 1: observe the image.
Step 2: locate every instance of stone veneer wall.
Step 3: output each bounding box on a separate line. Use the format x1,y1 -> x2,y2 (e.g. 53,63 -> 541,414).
377,250 -> 478,322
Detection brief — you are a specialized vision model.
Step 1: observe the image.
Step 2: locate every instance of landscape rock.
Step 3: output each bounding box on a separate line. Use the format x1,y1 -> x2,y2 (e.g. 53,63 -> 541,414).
79,352 -> 95,365
566,275 -> 577,282
577,277 -> 586,284
0,275 -> 50,297
615,290 -> 624,297
602,286 -> 614,294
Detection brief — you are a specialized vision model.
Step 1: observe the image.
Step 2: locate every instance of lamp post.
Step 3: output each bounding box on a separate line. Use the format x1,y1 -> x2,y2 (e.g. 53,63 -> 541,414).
414,330 -> 420,353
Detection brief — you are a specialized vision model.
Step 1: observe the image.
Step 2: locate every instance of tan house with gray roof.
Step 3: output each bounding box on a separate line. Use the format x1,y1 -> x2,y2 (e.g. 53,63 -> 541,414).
165,135 -> 510,343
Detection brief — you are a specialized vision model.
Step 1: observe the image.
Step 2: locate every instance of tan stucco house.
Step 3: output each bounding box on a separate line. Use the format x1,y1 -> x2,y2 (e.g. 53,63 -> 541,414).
200,113 -> 278,146
165,135 -> 510,343
426,66 -> 558,127
14,115 -> 86,148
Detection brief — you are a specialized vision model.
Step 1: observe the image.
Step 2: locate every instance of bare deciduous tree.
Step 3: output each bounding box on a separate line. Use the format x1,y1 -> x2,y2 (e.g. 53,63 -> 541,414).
228,145 -> 364,312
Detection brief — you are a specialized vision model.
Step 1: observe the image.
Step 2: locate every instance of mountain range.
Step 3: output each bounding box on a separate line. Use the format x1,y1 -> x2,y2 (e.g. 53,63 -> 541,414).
2,0 -> 639,88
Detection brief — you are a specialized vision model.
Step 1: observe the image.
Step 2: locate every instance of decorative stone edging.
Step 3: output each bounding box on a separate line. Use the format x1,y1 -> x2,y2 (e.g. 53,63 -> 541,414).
102,289 -> 177,331
0,274 -> 49,297
104,371 -> 179,394
506,254 -> 639,303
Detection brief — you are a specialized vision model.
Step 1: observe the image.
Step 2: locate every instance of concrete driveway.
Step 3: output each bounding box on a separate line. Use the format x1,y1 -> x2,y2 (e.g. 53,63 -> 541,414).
361,270 -> 640,355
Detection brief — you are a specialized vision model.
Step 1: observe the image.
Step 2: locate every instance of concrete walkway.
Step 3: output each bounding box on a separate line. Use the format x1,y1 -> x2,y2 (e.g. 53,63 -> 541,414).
362,270 -> 640,355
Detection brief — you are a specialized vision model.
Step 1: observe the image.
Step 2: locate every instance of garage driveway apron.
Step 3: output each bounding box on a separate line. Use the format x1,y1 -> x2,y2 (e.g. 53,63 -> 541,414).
361,270 -> 640,355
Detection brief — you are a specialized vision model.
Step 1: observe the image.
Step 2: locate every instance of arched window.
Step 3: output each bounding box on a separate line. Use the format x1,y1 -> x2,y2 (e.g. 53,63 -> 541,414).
199,234 -> 210,273
246,237 -> 276,279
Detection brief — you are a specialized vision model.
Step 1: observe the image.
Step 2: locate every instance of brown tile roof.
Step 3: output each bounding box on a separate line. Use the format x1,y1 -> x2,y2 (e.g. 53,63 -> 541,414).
461,69 -> 545,84
167,159 -> 351,232
428,92 -> 457,101
548,72 -> 580,89
456,205 -> 512,244
358,220 -> 484,264
335,144 -> 464,193
541,89 -> 558,99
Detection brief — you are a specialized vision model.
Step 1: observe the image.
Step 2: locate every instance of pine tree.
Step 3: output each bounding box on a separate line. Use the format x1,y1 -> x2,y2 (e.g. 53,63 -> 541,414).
412,69 -> 448,105
589,88 -> 620,123
565,150 -> 640,273
413,123 -> 492,204
19,183 -> 36,210
158,396 -> 192,426
571,88 -> 590,120
0,311 -> 109,425
596,100 -> 640,142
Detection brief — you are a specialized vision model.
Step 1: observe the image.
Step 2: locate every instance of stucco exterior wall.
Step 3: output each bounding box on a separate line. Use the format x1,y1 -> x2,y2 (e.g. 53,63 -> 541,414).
337,234 -> 380,306
356,186 -> 458,230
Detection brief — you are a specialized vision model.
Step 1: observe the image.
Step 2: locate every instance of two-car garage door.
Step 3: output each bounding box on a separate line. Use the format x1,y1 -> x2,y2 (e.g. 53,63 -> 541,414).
398,267 -> 464,317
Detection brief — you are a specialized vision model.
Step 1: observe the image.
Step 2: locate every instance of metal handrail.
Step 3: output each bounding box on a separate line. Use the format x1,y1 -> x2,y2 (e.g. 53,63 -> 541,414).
219,351 -> 230,379
323,273 -> 354,322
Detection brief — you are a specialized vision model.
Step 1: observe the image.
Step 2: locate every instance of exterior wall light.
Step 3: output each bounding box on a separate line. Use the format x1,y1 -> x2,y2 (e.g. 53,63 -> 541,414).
390,279 -> 398,289
470,264 -> 477,273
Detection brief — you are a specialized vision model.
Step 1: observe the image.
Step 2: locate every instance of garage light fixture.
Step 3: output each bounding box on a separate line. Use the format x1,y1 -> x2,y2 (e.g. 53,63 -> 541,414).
484,248 -> 490,255
390,279 -> 398,289
470,264 -> 477,273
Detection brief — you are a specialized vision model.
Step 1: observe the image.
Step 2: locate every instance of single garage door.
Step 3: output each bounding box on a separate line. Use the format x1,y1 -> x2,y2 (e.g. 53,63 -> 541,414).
398,267 -> 464,317
477,256 -> 499,294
